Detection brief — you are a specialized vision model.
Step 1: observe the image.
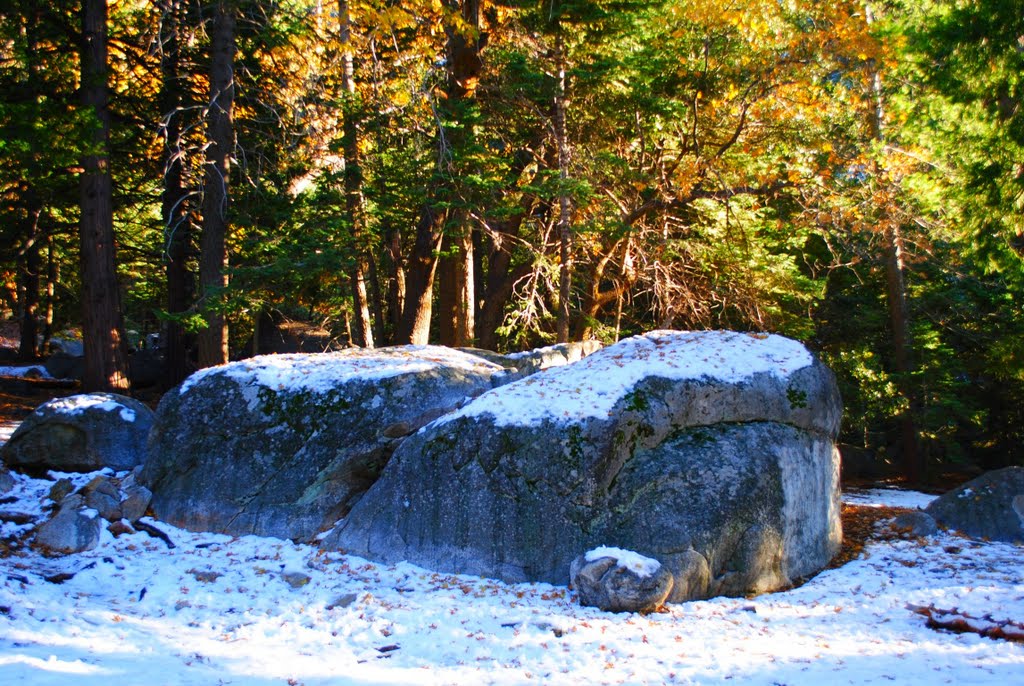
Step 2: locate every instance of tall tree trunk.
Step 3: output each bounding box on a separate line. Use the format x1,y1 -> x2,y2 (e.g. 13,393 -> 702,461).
17,201 -> 42,361
454,229 -> 474,346
437,236 -> 458,346
554,28 -> 572,344
339,0 -> 374,348
396,0 -> 482,345
438,229 -> 474,347
197,1 -> 235,368
366,252 -> 385,344
79,0 -> 130,392
884,223 -> 920,481
383,221 -> 405,339
161,0 -> 194,387
866,3 -> 920,483
397,208 -> 445,344
43,231 -> 56,350
17,10 -> 43,361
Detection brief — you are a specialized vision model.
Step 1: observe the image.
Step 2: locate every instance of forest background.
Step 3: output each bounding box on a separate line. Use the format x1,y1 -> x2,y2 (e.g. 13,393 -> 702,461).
1,0 -> 1021,486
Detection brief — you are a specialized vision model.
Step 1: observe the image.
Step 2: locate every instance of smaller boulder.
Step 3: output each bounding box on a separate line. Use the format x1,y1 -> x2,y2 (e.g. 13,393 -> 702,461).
570,547 -> 674,614
661,549 -> 712,603
498,340 -> 603,377
44,352 -> 84,380
925,467 -> 1024,543
888,510 -> 938,537
78,476 -> 122,522
0,469 -> 15,495
1,393 -> 155,474
120,483 -> 153,522
116,468 -> 153,521
48,478 -> 74,503
129,349 -> 166,388
35,504 -> 102,555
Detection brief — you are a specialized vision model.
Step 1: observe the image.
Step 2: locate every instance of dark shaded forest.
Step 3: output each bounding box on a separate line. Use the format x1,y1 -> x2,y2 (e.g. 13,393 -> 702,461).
1,0 -> 1022,483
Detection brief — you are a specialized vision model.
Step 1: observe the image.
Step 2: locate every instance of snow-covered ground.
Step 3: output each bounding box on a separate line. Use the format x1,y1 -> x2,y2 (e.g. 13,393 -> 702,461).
1,330 -> 1021,685
1,469 -> 1022,685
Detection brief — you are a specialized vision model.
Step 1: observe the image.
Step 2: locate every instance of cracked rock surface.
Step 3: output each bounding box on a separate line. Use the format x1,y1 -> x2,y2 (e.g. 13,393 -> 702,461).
142,347 -> 511,541
325,331 -> 842,600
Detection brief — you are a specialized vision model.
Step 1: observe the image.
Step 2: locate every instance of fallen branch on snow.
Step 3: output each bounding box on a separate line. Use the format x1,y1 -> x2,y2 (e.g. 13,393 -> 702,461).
908,604 -> 1024,643
133,519 -> 175,549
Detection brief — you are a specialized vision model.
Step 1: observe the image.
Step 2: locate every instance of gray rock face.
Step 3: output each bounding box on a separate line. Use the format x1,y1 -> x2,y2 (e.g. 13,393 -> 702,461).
889,511 -> 938,538
0,469 -> 14,495
571,549 -> 674,613
1,393 -> 154,474
325,331 -> 842,600
35,503 -> 102,554
925,467 -> 1024,543
141,346 -> 510,540
79,476 -> 123,522
120,483 -> 153,522
44,352 -> 84,380
498,340 -> 603,377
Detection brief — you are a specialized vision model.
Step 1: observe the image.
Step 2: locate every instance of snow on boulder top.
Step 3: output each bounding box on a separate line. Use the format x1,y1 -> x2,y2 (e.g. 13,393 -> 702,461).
44,394 -> 137,422
445,330 -> 814,427
179,345 -> 507,395
585,546 -> 662,578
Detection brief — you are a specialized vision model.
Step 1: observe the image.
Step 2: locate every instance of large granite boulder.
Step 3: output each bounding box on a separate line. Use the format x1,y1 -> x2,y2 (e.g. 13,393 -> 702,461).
324,330 -> 842,600
1,393 -> 154,474
925,467 -> 1024,543
141,346 -> 512,541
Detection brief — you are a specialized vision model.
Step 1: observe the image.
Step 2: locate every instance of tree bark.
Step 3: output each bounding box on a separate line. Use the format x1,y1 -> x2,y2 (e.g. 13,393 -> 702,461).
340,0 -> 374,348
197,1 -> 235,368
43,231 -> 56,349
396,0 -> 482,345
454,229 -> 474,346
17,201 -> 42,361
78,0 -> 130,392
438,227 -> 475,347
396,207 -> 445,344
884,223 -> 920,482
17,10 -> 43,361
383,221 -> 406,339
160,0 -> 194,387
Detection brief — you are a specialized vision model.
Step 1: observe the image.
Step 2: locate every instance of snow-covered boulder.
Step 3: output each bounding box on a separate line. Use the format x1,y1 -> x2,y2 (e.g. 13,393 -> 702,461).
1,393 -> 154,474
141,347 -> 512,541
324,330 -> 842,600
925,467 -> 1024,543
570,547 -> 674,613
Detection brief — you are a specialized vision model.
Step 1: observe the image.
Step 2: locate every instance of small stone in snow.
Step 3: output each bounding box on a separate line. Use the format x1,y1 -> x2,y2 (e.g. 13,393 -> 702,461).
282,571 -> 311,588
188,569 -> 222,583
327,592 -> 359,609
